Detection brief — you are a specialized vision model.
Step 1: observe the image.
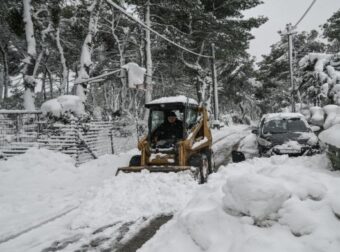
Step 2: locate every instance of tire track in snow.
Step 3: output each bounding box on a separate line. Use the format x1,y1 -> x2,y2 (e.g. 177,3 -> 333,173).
0,126 -> 250,249
0,205 -> 79,245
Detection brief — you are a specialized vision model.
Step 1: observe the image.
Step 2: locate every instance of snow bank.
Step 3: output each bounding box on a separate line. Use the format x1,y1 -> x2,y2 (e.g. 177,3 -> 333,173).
238,133 -> 258,159
323,104 -> 340,129
41,95 -> 85,117
0,148 -> 134,241
222,173 -> 290,221
310,106 -> 324,126
140,154 -> 340,252
319,124 -> 340,148
147,95 -> 198,106
70,171 -> 198,229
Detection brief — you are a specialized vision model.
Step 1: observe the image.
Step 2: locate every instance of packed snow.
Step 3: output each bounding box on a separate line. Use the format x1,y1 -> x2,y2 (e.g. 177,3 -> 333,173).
140,154 -> 340,252
319,124 -> 340,148
323,104 -> 340,129
310,106 -> 325,126
0,148 -> 136,243
237,133 -> 258,159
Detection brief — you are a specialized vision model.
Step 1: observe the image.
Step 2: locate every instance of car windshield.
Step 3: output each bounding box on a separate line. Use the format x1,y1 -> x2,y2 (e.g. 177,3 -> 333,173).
263,118 -> 309,134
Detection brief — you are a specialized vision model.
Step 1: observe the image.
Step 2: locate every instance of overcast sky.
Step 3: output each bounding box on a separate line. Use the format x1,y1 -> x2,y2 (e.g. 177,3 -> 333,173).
244,0 -> 340,62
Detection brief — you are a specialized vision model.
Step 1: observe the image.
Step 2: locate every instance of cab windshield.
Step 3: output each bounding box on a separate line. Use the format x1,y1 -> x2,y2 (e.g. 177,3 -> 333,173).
150,109 -> 184,132
263,118 -> 309,134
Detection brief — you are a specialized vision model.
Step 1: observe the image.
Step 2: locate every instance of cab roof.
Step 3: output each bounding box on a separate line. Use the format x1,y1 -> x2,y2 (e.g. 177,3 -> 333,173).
145,95 -> 198,109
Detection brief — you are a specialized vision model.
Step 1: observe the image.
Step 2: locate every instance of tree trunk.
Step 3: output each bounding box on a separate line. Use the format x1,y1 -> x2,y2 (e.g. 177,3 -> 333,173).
46,66 -> 53,98
0,42 -> 10,100
22,0 -> 37,110
110,6 -> 128,111
42,67 -> 47,101
0,67 -> 3,102
144,0 -> 153,120
75,0 -> 102,102
56,27 -> 68,95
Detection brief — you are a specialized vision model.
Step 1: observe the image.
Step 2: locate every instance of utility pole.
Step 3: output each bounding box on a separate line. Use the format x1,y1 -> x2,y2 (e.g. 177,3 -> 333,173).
144,0 -> 153,120
287,24 -> 296,112
211,43 -> 219,121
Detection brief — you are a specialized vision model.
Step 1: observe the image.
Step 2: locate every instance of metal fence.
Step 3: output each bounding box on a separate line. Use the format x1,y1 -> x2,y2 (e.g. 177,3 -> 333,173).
0,111 -> 42,156
0,111 -> 138,164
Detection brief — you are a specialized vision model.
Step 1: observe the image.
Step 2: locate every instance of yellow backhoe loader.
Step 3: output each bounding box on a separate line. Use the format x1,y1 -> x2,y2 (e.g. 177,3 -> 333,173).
116,96 -> 213,183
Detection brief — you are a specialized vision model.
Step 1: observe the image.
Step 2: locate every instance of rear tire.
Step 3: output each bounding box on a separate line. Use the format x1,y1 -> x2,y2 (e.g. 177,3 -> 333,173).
129,155 -> 141,166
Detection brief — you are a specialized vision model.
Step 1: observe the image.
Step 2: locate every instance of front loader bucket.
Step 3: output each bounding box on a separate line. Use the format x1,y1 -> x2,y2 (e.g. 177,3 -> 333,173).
115,166 -> 192,176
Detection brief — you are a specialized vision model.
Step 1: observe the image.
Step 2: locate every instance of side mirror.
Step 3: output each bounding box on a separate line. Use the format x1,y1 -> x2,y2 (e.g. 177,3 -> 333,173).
251,128 -> 259,135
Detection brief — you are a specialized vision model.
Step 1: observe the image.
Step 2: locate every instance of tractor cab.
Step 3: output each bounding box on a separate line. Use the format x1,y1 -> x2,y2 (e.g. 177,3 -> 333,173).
147,98 -> 199,150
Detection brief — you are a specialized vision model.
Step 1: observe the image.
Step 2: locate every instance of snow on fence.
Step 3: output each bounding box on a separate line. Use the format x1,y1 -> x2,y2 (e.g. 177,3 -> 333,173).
0,111 -> 137,164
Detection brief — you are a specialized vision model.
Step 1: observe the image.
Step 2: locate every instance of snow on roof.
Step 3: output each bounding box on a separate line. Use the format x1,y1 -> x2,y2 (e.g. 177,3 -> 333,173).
319,124 -> 340,148
262,112 -> 304,121
147,95 -> 198,106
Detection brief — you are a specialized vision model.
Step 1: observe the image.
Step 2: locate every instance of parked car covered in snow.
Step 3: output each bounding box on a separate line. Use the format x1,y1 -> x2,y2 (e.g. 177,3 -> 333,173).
252,113 -> 320,157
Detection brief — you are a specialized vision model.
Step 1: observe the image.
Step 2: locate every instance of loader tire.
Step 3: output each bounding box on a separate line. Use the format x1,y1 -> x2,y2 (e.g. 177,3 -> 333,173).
189,153 -> 211,184
129,155 -> 141,166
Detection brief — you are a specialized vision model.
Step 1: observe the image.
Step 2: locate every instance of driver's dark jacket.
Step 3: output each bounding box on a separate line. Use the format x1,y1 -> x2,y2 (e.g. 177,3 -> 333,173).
153,120 -> 183,140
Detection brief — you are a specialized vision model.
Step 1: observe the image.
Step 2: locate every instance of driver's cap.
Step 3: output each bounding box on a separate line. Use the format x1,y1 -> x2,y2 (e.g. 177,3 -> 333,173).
168,111 -> 177,117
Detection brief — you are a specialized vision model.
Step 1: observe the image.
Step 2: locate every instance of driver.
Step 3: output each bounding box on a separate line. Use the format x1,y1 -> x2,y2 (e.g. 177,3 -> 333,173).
153,111 -> 183,142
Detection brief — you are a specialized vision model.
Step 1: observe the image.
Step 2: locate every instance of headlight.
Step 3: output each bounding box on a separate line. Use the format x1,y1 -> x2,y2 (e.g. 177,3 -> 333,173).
258,137 -> 272,147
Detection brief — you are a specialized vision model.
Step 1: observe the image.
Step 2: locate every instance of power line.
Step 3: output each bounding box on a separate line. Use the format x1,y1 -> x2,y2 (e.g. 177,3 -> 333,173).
293,0 -> 317,29
105,0 -> 212,59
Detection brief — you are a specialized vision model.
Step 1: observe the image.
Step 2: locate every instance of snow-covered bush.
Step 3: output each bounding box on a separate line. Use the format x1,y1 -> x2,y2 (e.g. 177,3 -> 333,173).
41,95 -> 88,123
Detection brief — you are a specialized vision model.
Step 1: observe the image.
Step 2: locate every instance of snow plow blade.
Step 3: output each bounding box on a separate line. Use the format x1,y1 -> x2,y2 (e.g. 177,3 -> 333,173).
115,166 -> 192,176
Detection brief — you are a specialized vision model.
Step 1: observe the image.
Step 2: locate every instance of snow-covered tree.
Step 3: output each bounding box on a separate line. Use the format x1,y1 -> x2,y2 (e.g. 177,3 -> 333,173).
299,53 -> 340,106
257,30 -> 325,112
322,9 -> 340,53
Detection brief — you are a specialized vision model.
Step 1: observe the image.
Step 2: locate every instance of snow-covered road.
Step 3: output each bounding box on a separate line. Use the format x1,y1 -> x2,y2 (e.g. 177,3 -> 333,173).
2,124 -> 340,252
0,125 -> 249,251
